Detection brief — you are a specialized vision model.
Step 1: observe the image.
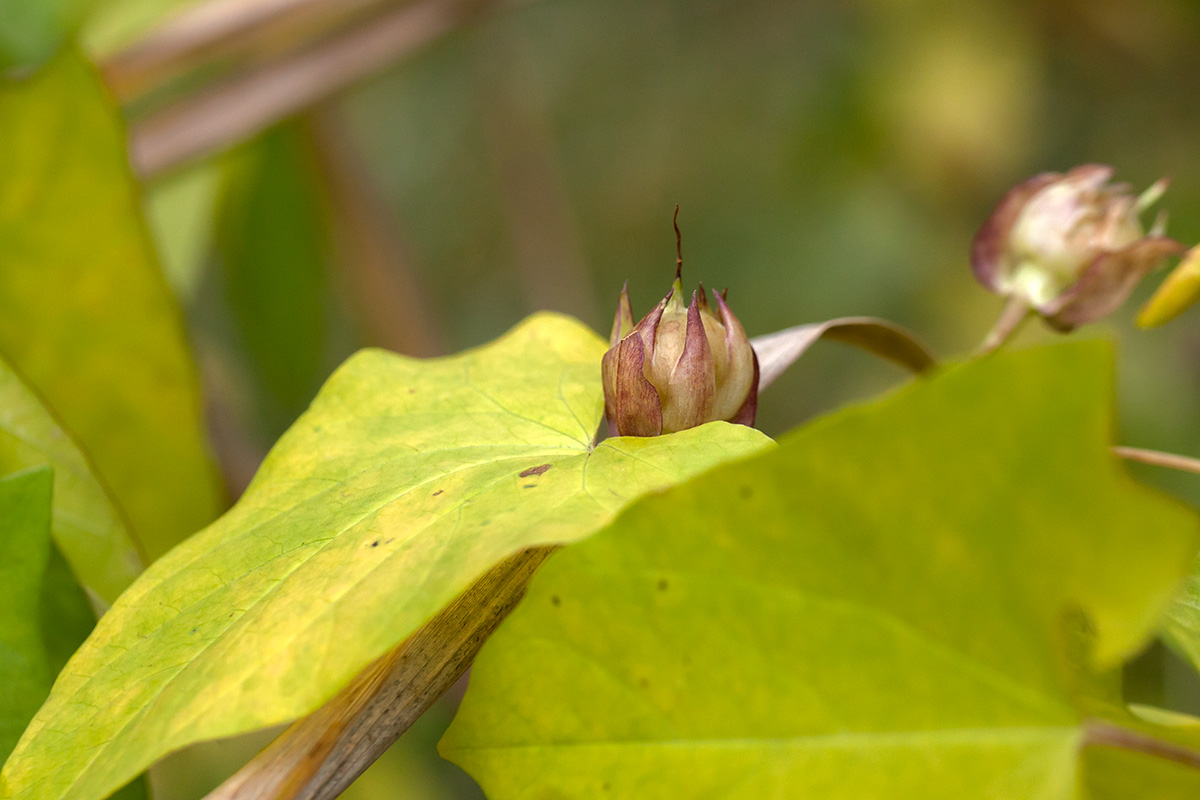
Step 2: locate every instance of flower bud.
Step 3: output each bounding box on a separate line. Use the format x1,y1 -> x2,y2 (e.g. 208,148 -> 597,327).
971,164 -> 1184,330
601,271 -> 758,437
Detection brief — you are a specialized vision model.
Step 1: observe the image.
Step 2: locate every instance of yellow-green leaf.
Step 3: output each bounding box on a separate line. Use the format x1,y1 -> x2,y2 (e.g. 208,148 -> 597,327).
0,49 -> 221,560
1163,571 -> 1200,674
442,341 -> 1200,799
0,353 -> 142,603
0,312 -> 771,800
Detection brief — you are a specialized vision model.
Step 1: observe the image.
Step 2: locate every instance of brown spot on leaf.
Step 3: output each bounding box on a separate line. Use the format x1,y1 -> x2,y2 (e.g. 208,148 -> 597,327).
657,579 -> 669,591
550,595 -> 561,607
432,490 -> 443,496
519,464 -> 552,478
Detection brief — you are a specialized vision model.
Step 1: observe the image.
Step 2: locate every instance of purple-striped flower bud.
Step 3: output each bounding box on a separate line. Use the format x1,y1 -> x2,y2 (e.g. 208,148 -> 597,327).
971,164 -> 1184,330
601,270 -> 758,437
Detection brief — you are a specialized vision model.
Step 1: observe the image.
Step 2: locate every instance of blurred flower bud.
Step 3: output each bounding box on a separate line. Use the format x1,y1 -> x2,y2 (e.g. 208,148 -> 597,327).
601,271 -> 758,437
971,164 -> 1184,330
1138,245 -> 1200,328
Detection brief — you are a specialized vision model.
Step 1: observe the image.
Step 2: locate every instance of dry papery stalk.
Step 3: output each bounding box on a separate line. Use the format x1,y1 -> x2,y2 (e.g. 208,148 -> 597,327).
102,0 -> 392,100
206,547 -> 553,800
1114,446 -> 1200,476
118,0 -> 519,177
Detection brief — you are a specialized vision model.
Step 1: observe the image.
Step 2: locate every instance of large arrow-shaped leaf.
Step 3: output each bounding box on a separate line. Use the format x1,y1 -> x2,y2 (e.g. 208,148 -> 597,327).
443,341 -> 1200,799
0,312 -> 771,800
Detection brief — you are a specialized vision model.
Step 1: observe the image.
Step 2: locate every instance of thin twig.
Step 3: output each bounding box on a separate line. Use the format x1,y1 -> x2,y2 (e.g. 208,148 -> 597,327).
129,0 -> 512,177
1113,446 -> 1200,476
205,546 -> 554,800
1084,720 -> 1200,771
976,296 -> 1031,356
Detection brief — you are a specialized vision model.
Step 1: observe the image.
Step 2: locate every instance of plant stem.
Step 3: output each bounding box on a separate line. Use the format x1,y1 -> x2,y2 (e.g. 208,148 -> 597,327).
205,546 -> 553,800
976,296 -> 1032,356
127,0 -> 517,176
102,0 -> 391,100
1084,720 -> 1200,771
1113,446 -> 1200,476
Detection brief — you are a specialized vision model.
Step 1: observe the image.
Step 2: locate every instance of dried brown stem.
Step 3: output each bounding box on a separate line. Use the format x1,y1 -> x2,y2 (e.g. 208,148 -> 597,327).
1113,446 -> 1200,476
674,205 -> 682,279
102,0 -> 393,100
205,546 -> 554,800
129,0 -> 511,177
1084,720 -> 1200,772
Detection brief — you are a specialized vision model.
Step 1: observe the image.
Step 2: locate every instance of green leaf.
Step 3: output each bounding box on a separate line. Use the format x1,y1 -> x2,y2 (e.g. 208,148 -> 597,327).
0,50 -> 222,559
1080,708 -> 1200,799
1163,571 -> 1200,675
1084,746 -> 1200,799
0,467 -> 147,799
0,352 -> 142,603
0,312 -> 772,800
215,122 -> 330,434
441,341 -> 1200,799
80,0 -> 193,58
0,467 -> 91,763
0,0 -> 79,73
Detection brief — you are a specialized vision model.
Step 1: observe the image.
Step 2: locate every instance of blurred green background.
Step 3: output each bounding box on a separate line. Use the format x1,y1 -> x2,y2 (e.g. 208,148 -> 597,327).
17,0 -> 1200,796
126,0 -> 1200,486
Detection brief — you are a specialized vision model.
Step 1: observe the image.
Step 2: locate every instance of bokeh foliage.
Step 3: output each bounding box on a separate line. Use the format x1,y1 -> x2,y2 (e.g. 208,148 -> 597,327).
4,0 -> 1200,798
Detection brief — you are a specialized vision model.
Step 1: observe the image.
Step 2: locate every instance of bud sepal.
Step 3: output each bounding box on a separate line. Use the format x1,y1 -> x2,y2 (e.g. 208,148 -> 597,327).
602,274 -> 759,438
